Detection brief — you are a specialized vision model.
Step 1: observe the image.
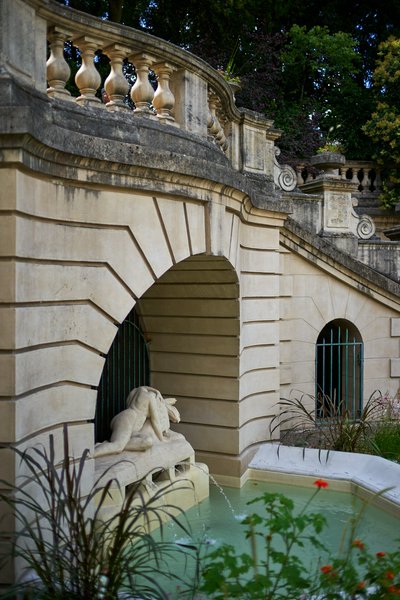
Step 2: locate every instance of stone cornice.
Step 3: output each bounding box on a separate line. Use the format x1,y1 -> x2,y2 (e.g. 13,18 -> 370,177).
0,76 -> 290,225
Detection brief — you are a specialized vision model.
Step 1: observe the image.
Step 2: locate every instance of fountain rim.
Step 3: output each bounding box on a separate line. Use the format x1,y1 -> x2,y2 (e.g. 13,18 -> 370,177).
214,443 -> 400,518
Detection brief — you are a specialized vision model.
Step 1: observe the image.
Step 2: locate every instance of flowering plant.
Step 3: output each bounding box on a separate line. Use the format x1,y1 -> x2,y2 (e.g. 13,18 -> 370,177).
375,392 -> 400,420
318,540 -> 400,598
199,480 -> 400,599
200,480 -> 328,599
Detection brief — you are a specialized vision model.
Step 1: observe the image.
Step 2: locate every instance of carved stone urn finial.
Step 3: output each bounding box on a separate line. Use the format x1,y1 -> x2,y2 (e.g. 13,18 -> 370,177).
310,152 -> 346,178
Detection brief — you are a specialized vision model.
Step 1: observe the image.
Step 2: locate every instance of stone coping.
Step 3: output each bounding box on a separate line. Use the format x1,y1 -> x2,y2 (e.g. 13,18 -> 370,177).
248,443 -> 400,509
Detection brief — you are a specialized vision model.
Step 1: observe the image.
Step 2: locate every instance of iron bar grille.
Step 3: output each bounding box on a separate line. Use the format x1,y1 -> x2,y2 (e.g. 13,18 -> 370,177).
95,307 -> 150,442
315,322 -> 363,418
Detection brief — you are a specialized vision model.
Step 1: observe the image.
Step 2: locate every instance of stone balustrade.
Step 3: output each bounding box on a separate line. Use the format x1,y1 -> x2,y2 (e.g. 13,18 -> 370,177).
45,19 -> 226,139
345,161 -> 382,195
1,0 -> 296,190
296,160 -> 382,197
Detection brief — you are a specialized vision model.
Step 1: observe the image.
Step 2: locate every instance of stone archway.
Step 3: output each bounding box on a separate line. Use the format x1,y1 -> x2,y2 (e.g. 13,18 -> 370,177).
136,254 -> 240,477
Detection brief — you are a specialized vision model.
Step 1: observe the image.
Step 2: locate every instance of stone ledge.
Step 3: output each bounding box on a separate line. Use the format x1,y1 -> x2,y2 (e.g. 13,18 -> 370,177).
249,443 -> 400,509
0,75 -> 286,214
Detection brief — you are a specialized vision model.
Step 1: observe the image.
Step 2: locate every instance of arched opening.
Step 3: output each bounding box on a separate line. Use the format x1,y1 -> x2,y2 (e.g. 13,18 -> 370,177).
95,306 -> 150,442
138,254 -> 240,441
94,253 -> 241,476
316,319 -> 363,418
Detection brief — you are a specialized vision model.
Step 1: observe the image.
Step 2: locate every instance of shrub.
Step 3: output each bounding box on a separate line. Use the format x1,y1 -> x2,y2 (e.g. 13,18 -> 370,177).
366,393 -> 400,462
269,391 -> 385,454
370,423 -> 400,462
200,481 -> 327,599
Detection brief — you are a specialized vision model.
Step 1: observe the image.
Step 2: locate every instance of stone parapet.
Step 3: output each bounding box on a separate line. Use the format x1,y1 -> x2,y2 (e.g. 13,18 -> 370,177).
296,159 -> 382,197
295,157 -> 400,237
0,0 -> 295,188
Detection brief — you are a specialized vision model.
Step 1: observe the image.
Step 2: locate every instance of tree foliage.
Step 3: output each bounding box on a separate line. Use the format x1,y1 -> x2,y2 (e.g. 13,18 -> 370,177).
277,26 -> 362,162
364,37 -> 400,209
57,0 -> 400,171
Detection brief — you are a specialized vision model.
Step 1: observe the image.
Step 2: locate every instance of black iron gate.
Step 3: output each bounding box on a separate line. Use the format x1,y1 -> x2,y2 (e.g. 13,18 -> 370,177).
95,306 -> 150,442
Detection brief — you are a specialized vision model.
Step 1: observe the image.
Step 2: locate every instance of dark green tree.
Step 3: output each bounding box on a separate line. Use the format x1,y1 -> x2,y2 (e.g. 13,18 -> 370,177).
364,37 -> 400,209
56,0 -> 400,166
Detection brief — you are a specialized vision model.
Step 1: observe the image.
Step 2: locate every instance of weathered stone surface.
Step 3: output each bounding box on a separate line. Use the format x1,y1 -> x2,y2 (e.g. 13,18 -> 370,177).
0,0 -> 398,532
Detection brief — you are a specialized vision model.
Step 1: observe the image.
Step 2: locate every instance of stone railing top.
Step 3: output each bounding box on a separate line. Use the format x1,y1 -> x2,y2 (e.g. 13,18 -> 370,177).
37,0 -> 236,107
296,157 -> 382,196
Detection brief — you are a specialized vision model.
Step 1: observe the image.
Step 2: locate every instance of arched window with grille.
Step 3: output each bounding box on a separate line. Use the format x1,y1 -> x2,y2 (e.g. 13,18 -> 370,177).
315,320 -> 363,418
95,306 -> 150,442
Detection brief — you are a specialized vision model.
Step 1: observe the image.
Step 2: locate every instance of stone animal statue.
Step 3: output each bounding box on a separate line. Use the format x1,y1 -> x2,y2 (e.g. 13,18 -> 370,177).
94,386 -> 180,458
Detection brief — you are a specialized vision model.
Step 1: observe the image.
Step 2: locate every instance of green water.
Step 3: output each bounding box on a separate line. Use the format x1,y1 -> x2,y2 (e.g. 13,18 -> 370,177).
151,479 -> 400,596
175,480 -> 399,555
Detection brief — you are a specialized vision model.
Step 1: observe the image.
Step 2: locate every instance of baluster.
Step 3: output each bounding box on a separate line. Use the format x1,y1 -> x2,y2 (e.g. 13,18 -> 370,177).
305,168 -> 314,184
348,168 -> 358,186
129,52 -> 156,117
47,27 -> 72,100
359,168 -> 370,192
153,61 -> 177,125
207,91 -> 227,150
74,36 -> 103,106
207,94 -> 218,139
296,165 -> 305,185
364,169 -> 372,192
374,168 -> 382,193
103,44 -> 130,111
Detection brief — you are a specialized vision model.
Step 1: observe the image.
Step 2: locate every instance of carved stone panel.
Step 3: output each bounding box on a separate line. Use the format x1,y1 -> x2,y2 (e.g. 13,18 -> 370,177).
243,127 -> 265,173
325,192 -> 351,229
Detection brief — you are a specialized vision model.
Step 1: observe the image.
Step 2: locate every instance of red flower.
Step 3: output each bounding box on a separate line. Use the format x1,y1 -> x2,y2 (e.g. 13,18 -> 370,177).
376,551 -> 386,558
314,479 -> 329,488
321,565 -> 333,574
386,571 -> 395,581
387,585 -> 400,594
356,581 -> 366,590
352,539 -> 365,550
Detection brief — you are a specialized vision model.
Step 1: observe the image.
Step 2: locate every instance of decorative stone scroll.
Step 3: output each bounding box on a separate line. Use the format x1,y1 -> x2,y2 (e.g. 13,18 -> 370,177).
323,193 -> 376,240
356,214 -> 376,240
273,148 -> 297,192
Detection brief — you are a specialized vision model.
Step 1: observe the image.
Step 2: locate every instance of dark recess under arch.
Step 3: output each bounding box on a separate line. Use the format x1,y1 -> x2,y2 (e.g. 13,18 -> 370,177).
95,306 -> 150,443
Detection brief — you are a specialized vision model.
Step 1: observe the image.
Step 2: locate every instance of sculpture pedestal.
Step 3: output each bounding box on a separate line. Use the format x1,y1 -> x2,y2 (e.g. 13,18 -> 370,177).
94,433 -> 209,526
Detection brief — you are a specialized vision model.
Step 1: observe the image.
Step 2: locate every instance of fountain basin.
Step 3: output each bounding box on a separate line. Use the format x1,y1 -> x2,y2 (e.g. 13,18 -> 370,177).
151,452 -> 400,597
247,443 -> 400,514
